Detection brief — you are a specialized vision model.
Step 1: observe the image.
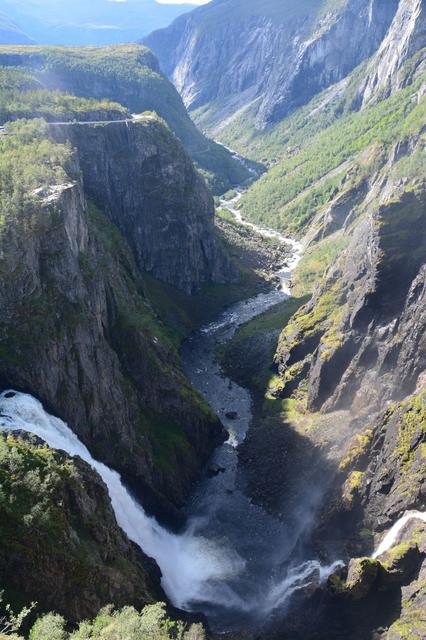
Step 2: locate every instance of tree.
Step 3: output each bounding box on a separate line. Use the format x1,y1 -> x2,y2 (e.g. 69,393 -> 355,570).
0,591 -> 35,637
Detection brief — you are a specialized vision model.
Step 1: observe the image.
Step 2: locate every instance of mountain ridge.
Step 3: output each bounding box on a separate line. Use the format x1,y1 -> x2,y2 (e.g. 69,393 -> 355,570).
144,0 -> 401,131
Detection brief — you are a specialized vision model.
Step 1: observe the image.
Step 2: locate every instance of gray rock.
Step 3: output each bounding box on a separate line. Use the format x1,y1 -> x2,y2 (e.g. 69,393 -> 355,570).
0,140 -> 225,523
145,0 -> 399,130
49,118 -> 236,294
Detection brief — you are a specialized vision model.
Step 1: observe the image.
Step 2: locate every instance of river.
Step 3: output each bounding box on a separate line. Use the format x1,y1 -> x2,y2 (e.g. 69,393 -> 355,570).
0,197 -> 343,631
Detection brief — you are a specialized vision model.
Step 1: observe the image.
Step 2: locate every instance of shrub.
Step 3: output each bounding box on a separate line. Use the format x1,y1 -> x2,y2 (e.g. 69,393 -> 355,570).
29,604 -> 206,640
29,614 -> 66,640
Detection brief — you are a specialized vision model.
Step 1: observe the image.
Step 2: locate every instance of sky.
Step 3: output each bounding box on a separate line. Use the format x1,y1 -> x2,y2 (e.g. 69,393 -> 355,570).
0,0 -> 214,45
156,0 -> 210,4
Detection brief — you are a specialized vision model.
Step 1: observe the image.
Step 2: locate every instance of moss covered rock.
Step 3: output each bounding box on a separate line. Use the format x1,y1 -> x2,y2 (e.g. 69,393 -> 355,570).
345,557 -> 381,600
380,540 -> 423,585
0,432 -> 162,621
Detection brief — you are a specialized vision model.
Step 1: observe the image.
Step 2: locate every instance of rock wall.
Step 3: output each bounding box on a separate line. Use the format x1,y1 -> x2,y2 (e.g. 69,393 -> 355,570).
145,0 -> 399,130
0,149 -> 225,524
276,178 -> 426,415
50,118 -> 235,294
359,0 -> 426,106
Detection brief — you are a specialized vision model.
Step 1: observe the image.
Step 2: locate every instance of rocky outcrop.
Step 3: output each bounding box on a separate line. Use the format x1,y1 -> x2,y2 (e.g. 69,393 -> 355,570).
321,389 -> 426,553
288,389 -> 426,640
359,0 -> 426,106
50,118 -> 234,294
0,432 -> 162,621
254,391 -> 426,640
0,129 -> 225,524
145,0 -> 399,130
0,44 -> 251,193
276,175 -> 426,414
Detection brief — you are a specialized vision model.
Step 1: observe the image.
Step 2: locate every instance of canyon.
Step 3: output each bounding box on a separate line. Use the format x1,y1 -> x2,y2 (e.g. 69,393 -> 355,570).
0,1 -> 425,639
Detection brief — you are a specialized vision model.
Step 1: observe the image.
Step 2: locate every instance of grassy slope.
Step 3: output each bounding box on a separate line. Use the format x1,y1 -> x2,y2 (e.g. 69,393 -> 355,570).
218,296 -> 309,396
236,76 -> 426,235
0,44 -> 249,193
0,66 -> 128,123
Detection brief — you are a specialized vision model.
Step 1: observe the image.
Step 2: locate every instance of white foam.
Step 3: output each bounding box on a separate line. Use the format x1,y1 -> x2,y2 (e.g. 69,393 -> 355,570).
372,510 -> 426,558
0,391 -> 245,610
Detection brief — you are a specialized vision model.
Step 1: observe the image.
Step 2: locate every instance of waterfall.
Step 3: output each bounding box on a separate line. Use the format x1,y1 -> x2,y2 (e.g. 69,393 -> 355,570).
372,510 -> 426,558
0,389 -> 344,624
0,390 -> 244,611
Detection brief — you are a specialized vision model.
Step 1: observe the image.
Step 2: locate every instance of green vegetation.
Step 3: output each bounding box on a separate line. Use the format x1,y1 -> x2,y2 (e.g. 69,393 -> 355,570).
239,78 -> 426,235
0,432 -> 145,613
232,297 -> 309,342
393,394 -> 426,471
0,434 -> 76,547
344,471 -> 364,504
280,278 -> 346,351
0,591 -> 34,637
0,431 -> 161,624
386,609 -> 426,640
391,145 -> 426,181
0,67 -> 128,124
0,118 -> 71,215
339,429 -> 374,472
2,598 -> 206,640
340,393 -> 426,518
0,45 -> 249,193
218,296 -> 308,396
381,541 -> 415,571
0,119 -> 79,367
141,266 -> 266,346
345,557 -> 380,600
0,121 -> 215,488
328,573 -> 346,594
28,603 -> 205,640
292,233 -> 349,296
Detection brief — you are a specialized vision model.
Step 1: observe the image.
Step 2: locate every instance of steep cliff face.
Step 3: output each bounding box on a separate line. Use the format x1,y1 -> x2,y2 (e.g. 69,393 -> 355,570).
359,0 -> 426,106
323,389 -> 426,553
0,121 -> 225,524
282,389 -> 426,640
277,177 -> 426,414
50,118 -> 234,294
0,44 -> 251,193
145,0 -> 399,131
0,432 -> 162,621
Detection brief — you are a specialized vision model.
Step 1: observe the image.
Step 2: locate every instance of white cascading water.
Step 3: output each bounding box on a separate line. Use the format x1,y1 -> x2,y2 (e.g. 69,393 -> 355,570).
0,190 -> 338,626
0,390 -> 341,620
220,190 -> 303,295
372,510 -> 426,558
5,388 -> 423,621
0,390 -> 244,610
